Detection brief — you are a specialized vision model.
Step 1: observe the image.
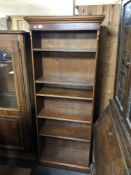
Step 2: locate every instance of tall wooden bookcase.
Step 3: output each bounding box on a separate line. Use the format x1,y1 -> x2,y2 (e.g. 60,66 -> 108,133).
25,16 -> 104,172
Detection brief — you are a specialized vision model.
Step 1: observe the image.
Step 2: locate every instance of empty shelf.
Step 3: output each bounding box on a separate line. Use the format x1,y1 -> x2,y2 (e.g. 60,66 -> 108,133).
35,76 -> 93,89
39,138 -> 90,172
33,47 -> 96,53
36,87 -> 93,101
39,120 -> 91,142
37,107 -> 92,123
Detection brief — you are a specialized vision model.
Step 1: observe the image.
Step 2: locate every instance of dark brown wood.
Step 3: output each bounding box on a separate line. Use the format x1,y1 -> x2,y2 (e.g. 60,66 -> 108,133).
36,87 -> 93,100
33,52 -> 96,88
39,138 -> 90,172
0,32 -> 35,159
25,16 -> 104,31
37,106 -> 92,123
0,30 -> 27,34
33,47 -> 96,52
0,117 -> 22,147
43,98 -> 93,111
39,120 -> 91,142
0,165 -> 31,175
94,100 -> 130,175
111,101 -> 131,171
32,31 -> 97,51
25,16 -> 105,23
93,2 -> 131,174
25,16 -> 103,172
114,0 -> 131,133
35,75 -> 93,89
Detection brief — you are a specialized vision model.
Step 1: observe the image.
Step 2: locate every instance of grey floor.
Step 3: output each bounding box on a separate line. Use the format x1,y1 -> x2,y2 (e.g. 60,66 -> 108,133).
0,157 -> 90,175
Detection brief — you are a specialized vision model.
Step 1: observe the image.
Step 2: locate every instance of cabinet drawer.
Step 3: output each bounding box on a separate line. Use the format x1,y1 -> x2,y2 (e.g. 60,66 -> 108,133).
0,117 -> 23,147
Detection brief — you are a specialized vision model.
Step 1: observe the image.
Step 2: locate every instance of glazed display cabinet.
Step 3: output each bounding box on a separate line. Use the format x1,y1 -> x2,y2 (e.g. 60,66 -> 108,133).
0,31 -> 35,159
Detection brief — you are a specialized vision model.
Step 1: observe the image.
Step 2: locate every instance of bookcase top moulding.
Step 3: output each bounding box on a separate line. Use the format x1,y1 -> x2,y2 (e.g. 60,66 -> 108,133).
24,16 -> 104,31
24,16 -> 105,23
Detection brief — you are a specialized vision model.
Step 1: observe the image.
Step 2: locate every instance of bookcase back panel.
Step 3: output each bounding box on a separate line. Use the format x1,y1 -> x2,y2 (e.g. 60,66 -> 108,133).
32,31 -> 97,51
39,137 -> 90,171
36,97 -> 93,123
43,97 -> 92,112
33,52 -> 43,79
42,52 -> 96,81
36,97 -> 93,119
37,119 -> 91,141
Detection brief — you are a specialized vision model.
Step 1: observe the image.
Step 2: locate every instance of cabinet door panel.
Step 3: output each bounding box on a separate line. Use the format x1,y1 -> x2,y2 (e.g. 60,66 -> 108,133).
0,117 -> 23,148
94,108 -> 127,175
0,40 -> 18,109
0,33 -> 34,157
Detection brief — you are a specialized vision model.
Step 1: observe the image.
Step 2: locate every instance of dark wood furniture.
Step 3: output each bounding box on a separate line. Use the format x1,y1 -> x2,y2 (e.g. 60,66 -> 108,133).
93,1 -> 131,174
94,101 -> 130,175
0,165 -> 31,175
25,16 -> 104,172
0,31 -> 34,159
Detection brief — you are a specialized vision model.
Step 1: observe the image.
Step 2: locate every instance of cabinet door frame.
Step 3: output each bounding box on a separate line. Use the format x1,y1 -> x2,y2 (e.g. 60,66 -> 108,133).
12,38 -> 33,152
114,0 -> 131,130
0,34 -> 33,152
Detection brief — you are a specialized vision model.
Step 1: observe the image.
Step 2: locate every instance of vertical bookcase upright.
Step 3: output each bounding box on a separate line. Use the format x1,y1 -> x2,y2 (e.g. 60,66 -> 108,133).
25,16 -> 104,172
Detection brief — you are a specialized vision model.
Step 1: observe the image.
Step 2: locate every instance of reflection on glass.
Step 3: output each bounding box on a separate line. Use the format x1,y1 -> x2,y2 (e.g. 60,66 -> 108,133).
0,48 -> 18,108
124,2 -> 131,26
127,87 -> 131,127
124,2 -> 131,125
116,1 -> 131,119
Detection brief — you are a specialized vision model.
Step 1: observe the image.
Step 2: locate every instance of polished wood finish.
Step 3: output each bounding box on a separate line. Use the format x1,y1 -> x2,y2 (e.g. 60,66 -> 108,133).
94,100 -> 130,175
0,31 -> 35,159
114,0 -> 131,131
35,75 -> 93,89
32,31 -> 97,51
33,48 -> 96,52
93,2 -> 131,174
39,120 -> 91,142
25,16 -> 103,172
37,106 -> 92,123
25,16 -> 105,23
0,117 -> 22,147
39,138 -> 90,172
33,51 -> 96,87
36,87 -> 93,100
0,165 -> 31,175
25,16 -> 104,31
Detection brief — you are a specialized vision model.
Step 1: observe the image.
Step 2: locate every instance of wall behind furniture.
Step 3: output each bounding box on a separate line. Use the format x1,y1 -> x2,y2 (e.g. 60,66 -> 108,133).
0,0 -> 74,17
76,4 -> 120,116
0,18 -> 7,30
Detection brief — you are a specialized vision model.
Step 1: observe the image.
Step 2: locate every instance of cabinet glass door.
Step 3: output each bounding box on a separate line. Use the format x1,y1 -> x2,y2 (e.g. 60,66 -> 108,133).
124,1 -> 131,127
0,48 -> 18,109
115,0 -> 131,127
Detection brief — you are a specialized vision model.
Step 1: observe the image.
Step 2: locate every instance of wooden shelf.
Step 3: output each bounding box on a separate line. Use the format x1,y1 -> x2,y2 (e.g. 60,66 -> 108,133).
36,87 -> 93,101
28,16 -> 103,172
33,47 -> 96,53
37,107 -> 92,124
35,76 -> 93,89
39,120 -> 91,142
39,138 -> 90,172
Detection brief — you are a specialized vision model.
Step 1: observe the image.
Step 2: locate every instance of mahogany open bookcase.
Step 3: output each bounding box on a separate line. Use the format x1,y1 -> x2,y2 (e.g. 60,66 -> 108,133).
25,16 -> 104,172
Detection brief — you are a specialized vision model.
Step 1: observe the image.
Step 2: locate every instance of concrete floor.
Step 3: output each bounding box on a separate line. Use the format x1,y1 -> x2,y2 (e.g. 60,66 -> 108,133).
0,157 -> 90,175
